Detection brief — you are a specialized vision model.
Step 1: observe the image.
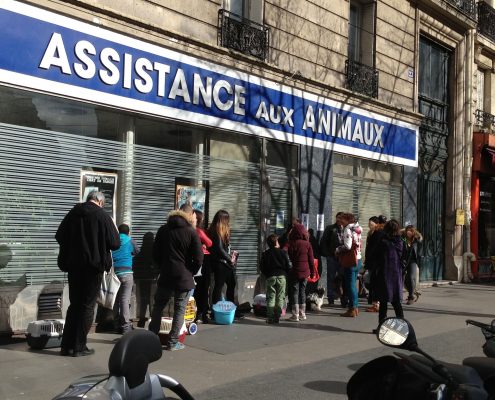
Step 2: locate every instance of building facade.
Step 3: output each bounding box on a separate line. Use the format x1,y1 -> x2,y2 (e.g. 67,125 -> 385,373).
472,0 -> 495,280
0,0 -> 483,333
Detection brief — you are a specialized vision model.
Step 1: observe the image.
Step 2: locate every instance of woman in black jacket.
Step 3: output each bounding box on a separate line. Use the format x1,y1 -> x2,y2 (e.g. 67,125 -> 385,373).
208,209 -> 236,304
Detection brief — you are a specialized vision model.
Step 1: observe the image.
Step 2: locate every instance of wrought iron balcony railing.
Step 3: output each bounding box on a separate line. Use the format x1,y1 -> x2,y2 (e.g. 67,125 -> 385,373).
445,0 -> 477,20
345,59 -> 379,98
478,1 -> 495,43
419,95 -> 449,133
475,109 -> 495,131
218,9 -> 270,61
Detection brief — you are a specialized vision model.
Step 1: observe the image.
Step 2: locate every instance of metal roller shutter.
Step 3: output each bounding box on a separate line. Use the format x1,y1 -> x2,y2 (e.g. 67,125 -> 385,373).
0,123 -> 260,284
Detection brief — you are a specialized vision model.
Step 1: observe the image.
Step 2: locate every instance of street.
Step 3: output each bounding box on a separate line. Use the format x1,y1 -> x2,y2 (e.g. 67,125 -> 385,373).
0,283 -> 494,400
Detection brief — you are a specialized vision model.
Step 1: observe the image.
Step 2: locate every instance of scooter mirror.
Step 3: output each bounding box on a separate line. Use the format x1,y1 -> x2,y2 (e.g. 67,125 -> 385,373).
377,317 -> 418,350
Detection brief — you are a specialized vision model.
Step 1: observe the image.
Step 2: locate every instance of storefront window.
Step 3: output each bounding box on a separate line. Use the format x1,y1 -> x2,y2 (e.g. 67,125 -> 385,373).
266,139 -> 298,174
135,117 -> 207,154
478,175 -> 495,259
0,86 -> 124,141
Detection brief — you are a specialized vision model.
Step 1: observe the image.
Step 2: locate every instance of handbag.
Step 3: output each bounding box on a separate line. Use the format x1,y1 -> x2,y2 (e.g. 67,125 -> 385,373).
97,268 -> 121,309
338,241 -> 358,268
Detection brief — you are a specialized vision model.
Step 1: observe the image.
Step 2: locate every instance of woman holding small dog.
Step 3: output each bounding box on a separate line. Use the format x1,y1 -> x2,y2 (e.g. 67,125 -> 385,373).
260,234 -> 291,324
335,213 -> 362,318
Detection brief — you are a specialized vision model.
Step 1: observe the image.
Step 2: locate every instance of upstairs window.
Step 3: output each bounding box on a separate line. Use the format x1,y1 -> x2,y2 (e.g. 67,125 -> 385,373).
224,0 -> 263,24
348,0 -> 376,67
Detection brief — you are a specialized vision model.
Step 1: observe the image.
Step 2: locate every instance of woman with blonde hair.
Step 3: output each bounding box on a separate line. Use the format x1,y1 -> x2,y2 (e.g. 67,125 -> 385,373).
208,209 -> 236,305
401,225 -> 423,305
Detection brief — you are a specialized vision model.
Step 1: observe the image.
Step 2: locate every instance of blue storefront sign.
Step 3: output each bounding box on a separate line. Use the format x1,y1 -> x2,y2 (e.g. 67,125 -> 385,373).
0,0 -> 418,166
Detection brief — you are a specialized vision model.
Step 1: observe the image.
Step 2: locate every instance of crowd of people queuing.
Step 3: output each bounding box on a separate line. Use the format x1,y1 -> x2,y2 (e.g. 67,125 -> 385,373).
56,189 -> 424,355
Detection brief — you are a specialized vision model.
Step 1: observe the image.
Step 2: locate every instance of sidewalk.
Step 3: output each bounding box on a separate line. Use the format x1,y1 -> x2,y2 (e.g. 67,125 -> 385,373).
0,282 -> 494,400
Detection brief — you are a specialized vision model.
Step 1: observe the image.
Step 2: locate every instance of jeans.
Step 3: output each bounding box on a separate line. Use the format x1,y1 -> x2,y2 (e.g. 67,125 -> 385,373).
289,277 -> 307,306
113,273 -> 134,332
266,275 -> 286,321
326,256 -> 339,301
62,268 -> 102,353
344,264 -> 359,309
148,286 -> 192,347
404,262 -> 419,299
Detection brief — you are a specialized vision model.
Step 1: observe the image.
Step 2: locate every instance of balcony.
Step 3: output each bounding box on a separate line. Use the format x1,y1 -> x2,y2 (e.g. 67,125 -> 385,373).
475,109 -> 495,131
218,9 -> 270,61
345,59 -> 379,98
477,1 -> 495,43
445,0 -> 477,20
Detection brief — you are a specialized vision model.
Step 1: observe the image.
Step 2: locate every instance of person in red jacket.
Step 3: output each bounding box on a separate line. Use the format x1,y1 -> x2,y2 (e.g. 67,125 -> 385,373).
193,209 -> 213,323
287,223 -> 315,321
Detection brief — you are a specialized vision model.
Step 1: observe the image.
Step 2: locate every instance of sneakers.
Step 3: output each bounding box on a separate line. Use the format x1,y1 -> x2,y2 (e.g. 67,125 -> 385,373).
166,342 -> 185,351
288,314 -> 300,322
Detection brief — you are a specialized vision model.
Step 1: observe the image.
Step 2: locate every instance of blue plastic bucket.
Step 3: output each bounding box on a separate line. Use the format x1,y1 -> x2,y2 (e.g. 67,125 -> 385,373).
212,301 -> 236,325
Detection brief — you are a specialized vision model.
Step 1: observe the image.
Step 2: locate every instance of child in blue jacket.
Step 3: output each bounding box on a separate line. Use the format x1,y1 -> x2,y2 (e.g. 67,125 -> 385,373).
112,224 -> 140,333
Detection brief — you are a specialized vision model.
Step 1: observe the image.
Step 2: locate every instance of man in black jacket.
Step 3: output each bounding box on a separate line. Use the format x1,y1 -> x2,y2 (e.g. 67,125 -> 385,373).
149,205 -> 203,351
56,190 -> 120,357
319,212 -> 344,305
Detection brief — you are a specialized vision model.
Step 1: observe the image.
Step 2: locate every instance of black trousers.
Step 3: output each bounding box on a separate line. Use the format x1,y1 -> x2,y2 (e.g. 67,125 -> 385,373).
378,299 -> 404,324
61,268 -> 102,352
211,261 -> 235,304
194,255 -> 211,318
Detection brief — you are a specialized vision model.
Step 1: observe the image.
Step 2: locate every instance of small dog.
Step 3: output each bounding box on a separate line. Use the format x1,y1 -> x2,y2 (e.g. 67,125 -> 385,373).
306,287 -> 326,311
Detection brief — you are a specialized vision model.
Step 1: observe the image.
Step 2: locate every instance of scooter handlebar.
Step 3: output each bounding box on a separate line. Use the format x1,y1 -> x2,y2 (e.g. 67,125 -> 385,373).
157,374 -> 196,400
466,319 -> 495,334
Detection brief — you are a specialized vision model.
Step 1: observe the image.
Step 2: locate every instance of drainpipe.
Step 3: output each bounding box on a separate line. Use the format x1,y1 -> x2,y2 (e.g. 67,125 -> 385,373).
463,29 -> 475,282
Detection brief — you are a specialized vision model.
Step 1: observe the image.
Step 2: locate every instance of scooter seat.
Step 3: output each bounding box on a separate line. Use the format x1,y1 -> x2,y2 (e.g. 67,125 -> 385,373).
108,330 -> 163,389
463,357 -> 495,381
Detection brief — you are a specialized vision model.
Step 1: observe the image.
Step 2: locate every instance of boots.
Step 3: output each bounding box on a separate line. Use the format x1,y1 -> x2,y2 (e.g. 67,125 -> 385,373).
340,308 -> 358,317
299,304 -> 306,321
288,304 -> 299,321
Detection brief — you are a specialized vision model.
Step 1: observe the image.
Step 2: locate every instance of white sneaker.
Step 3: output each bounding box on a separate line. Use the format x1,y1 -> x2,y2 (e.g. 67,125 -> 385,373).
288,314 -> 299,322
299,313 -> 307,321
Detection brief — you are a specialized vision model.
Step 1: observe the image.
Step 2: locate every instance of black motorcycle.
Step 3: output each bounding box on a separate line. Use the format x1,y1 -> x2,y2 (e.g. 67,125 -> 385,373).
52,330 -> 195,400
347,317 -> 495,400
466,319 -> 495,358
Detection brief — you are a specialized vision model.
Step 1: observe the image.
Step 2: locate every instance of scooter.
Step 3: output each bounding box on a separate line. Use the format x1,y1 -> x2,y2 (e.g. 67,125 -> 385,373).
51,330 -> 195,400
347,317 -> 494,400
466,319 -> 495,358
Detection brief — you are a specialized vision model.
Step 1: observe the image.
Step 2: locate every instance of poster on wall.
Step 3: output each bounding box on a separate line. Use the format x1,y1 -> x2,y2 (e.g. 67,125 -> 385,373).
275,211 -> 285,230
175,183 -> 207,214
80,170 -> 118,220
316,214 -> 325,232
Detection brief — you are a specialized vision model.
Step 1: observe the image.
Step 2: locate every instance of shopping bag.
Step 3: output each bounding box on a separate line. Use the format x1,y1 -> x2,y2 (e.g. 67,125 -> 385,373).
307,259 -> 320,283
97,269 -> 121,309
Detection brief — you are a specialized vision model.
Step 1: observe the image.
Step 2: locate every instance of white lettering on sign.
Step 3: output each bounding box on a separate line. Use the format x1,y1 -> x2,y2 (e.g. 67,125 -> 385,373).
38,32 -> 246,116
302,105 -> 385,148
